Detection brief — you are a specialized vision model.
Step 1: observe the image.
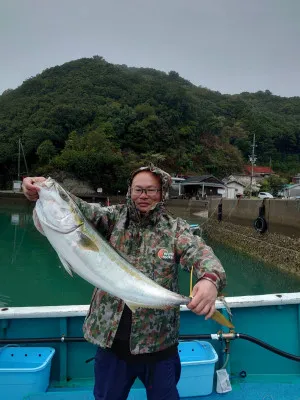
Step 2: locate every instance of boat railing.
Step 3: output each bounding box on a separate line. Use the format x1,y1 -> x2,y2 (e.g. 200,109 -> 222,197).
1,292 -> 300,319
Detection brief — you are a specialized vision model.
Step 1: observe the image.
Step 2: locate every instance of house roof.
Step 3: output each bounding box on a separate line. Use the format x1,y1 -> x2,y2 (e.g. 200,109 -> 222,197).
244,165 -> 274,175
284,183 -> 300,189
182,175 -> 213,183
226,180 -> 246,187
181,175 -> 225,187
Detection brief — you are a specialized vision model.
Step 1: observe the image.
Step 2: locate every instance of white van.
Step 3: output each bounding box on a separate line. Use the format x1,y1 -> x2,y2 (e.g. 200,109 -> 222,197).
258,192 -> 274,199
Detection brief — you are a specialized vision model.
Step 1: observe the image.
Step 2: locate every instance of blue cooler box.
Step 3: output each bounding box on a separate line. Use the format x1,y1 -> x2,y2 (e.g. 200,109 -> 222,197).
0,346 -> 55,400
177,341 -> 218,397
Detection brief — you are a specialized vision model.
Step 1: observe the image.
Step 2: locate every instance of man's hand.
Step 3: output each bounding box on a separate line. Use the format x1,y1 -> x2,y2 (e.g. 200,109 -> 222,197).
22,177 -> 46,201
187,279 -> 218,319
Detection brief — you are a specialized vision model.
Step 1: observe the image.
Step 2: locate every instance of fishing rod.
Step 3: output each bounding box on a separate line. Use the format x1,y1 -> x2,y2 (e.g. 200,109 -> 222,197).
0,333 -> 299,362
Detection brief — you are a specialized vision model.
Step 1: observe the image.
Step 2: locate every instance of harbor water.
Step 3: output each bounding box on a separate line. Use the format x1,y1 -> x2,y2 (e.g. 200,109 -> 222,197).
1,201 -> 300,307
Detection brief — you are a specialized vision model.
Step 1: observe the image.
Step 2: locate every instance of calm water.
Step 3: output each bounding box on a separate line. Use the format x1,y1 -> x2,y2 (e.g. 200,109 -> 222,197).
1,202 -> 300,307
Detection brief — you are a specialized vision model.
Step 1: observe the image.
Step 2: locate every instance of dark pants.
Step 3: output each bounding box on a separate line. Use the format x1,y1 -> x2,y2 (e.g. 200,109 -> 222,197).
93,347 -> 181,400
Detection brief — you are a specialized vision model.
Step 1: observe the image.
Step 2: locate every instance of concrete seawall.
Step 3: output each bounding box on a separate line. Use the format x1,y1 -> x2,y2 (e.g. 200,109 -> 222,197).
209,198 -> 300,238
205,198 -> 300,276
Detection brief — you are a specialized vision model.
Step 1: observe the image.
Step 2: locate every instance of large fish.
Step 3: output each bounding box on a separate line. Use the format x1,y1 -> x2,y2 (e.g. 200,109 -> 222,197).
34,178 -> 233,329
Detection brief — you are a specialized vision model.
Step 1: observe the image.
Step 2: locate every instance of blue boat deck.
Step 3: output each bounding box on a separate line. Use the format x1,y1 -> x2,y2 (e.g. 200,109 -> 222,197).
2,296 -> 300,400
25,376 -> 300,400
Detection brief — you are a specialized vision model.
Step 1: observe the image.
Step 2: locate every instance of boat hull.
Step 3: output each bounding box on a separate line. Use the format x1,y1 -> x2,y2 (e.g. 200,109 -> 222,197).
1,293 -> 300,399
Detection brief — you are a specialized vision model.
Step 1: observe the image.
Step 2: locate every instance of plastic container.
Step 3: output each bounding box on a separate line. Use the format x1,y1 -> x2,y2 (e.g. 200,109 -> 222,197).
0,346 -> 55,400
177,341 -> 218,397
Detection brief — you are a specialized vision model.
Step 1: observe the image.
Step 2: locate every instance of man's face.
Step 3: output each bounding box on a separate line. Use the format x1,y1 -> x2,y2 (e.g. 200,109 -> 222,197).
131,171 -> 162,214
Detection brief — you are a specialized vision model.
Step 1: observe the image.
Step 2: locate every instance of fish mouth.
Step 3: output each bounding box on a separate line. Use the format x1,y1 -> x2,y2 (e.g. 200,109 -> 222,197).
41,177 -> 55,188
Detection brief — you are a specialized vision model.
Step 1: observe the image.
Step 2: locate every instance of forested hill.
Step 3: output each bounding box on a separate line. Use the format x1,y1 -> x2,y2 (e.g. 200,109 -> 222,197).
0,56 -> 300,192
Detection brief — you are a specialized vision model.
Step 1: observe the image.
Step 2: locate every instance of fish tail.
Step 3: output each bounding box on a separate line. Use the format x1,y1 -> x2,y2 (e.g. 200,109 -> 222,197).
211,310 -> 234,329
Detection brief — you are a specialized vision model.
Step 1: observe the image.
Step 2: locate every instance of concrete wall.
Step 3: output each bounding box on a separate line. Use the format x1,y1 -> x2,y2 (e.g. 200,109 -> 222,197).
166,198 -> 208,219
206,198 -> 300,277
209,198 -> 300,238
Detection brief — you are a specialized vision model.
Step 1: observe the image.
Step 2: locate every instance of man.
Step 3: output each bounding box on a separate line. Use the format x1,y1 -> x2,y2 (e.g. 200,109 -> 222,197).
22,164 -> 226,400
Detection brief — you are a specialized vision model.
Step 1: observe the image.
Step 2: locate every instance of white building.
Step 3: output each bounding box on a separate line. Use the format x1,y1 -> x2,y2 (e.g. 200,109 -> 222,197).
170,177 -> 186,198
282,184 -> 300,198
224,180 -> 246,199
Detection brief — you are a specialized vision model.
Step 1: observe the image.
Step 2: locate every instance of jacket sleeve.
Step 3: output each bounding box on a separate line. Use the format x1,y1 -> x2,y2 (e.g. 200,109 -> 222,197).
70,194 -> 120,239
174,218 -> 226,292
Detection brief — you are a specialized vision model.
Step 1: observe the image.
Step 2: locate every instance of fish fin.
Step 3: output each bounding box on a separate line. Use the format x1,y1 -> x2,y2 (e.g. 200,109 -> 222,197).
58,254 -> 73,277
77,231 -> 99,252
125,301 -> 142,313
211,310 -> 234,329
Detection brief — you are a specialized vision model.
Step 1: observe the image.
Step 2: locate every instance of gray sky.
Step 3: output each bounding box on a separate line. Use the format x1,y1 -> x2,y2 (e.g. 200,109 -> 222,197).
1,0 -> 300,97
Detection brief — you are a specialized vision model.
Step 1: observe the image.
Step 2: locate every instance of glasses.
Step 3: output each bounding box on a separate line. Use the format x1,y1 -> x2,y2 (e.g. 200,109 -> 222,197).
131,187 -> 161,197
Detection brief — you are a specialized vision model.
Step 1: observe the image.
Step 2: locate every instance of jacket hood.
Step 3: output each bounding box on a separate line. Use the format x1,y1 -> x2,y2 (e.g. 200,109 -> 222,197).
127,163 -> 172,203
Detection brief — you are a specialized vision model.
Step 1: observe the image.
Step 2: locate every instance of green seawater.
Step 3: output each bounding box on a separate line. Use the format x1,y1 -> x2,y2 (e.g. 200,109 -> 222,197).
1,202 -> 299,307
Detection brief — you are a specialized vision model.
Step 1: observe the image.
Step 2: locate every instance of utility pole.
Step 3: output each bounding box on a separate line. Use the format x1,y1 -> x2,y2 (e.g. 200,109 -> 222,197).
248,134 -> 257,198
20,139 -> 29,176
17,138 -> 21,181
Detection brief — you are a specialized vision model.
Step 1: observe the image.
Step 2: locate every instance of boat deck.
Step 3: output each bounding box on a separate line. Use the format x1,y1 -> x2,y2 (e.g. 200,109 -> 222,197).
3,297 -> 300,400
25,376 -> 300,400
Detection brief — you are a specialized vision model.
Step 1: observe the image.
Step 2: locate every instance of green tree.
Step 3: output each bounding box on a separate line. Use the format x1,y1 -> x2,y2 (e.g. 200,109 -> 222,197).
53,128 -> 124,191
1,56 -> 300,188
36,140 -> 56,164
259,175 -> 288,196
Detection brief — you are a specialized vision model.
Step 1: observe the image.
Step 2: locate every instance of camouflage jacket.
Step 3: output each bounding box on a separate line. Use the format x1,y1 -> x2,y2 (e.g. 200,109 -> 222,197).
72,196 -> 226,355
